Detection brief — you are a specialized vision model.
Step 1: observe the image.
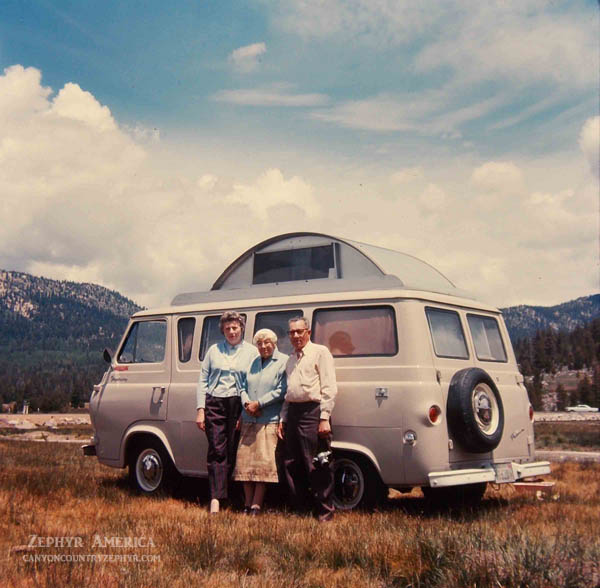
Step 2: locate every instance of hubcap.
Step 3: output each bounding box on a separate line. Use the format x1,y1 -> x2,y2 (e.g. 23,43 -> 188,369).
333,459 -> 364,510
136,449 -> 163,492
472,384 -> 499,435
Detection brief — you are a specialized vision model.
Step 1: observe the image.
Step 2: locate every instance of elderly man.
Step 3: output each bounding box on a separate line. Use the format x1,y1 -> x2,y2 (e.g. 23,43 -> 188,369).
277,316 -> 337,521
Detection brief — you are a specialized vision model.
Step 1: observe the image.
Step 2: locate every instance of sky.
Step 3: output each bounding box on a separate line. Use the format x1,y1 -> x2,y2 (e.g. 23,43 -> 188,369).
0,0 -> 598,309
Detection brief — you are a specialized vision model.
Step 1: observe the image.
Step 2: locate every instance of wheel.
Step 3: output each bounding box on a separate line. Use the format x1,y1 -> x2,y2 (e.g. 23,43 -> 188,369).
128,437 -> 177,495
332,454 -> 386,511
447,368 -> 504,453
421,482 -> 487,507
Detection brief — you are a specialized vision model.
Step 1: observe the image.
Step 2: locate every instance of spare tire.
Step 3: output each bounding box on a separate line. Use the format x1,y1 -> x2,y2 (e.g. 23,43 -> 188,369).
447,368 -> 504,453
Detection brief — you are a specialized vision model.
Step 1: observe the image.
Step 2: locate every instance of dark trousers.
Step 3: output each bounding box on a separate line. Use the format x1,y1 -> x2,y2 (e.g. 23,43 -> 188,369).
205,395 -> 241,500
283,402 -> 335,520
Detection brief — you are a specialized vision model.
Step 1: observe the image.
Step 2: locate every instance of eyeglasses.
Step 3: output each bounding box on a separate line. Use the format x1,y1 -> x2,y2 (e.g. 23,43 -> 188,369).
288,329 -> 308,335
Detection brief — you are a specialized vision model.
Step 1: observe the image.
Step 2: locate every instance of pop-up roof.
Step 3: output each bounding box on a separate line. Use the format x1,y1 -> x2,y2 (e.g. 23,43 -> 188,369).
171,232 -> 466,306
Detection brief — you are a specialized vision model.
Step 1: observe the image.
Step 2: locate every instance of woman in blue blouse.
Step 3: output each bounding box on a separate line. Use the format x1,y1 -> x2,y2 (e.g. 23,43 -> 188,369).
233,328 -> 288,515
196,311 -> 259,514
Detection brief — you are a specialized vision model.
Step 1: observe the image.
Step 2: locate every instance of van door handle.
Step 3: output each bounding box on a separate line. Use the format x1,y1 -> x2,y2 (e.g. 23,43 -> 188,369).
152,386 -> 166,404
375,387 -> 388,398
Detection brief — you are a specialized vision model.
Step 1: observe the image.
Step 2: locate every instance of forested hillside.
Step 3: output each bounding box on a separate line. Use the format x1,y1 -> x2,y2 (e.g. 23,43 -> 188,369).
501,295 -> 600,410
0,270 -> 141,411
513,318 -> 600,410
501,294 -> 600,342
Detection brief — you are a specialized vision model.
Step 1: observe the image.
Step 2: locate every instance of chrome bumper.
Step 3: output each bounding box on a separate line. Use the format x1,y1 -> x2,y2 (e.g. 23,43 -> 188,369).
428,460 -> 551,488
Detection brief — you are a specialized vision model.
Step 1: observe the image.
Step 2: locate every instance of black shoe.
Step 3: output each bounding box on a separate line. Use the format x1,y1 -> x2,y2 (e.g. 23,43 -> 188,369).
250,507 -> 262,516
242,506 -> 251,514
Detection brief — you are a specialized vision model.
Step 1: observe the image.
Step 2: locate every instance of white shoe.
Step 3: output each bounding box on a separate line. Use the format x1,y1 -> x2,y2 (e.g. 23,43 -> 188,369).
209,498 -> 220,514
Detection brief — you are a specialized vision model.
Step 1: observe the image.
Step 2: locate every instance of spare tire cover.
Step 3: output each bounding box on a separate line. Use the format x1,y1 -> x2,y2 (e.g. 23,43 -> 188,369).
447,368 -> 504,453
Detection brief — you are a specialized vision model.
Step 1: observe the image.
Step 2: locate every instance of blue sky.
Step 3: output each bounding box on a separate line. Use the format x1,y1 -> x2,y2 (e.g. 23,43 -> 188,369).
0,1 -> 598,308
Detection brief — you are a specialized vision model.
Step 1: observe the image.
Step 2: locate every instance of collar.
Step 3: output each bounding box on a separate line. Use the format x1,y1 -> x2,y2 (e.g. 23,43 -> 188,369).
260,348 -> 283,363
295,340 -> 312,358
224,340 -> 243,352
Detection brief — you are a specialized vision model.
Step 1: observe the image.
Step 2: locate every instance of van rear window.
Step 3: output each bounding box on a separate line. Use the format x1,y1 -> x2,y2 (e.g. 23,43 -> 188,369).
426,308 -> 469,359
254,310 -> 303,356
312,306 -> 397,357
118,320 -> 167,364
467,314 -> 507,362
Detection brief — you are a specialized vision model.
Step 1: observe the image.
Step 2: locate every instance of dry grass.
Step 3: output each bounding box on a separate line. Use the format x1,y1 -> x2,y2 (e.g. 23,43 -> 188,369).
534,421 -> 600,451
1,440 -> 598,588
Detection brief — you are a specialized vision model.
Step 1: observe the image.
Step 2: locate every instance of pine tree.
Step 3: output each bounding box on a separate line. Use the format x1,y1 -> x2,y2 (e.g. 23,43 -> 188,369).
576,375 -> 594,405
527,372 -> 544,410
555,383 -> 568,411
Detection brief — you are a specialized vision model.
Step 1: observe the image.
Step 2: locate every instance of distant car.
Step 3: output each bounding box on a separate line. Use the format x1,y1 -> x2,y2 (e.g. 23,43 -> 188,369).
565,404 -> 599,412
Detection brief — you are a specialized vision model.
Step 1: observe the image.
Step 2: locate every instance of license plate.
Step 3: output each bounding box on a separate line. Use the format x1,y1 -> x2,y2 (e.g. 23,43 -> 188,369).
494,463 -> 516,483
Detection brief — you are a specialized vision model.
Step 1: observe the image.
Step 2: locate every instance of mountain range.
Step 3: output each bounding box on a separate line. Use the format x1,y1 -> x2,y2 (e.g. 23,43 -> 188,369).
0,269 -> 141,350
500,294 -> 600,342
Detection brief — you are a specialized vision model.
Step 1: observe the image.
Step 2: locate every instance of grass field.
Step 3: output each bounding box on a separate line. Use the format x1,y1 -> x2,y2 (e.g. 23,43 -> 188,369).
1,440 -> 598,587
534,421 -> 600,451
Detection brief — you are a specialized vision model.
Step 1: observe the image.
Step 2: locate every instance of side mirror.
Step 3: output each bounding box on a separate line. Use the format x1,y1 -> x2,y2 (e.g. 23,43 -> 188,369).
103,348 -> 113,364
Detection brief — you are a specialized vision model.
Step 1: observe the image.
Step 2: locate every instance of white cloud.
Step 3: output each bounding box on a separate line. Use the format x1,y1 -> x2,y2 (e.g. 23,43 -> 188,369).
415,10 -> 597,89
226,168 -> 320,220
389,167 -> 424,184
470,162 -> 524,194
229,42 -> 267,73
418,184 -> 447,213
275,2 -> 597,89
579,116 -> 600,179
272,0 -> 448,45
311,89 -> 508,135
0,65 -> 51,124
197,174 -> 219,190
50,82 -> 116,131
125,123 -> 161,144
214,83 -> 329,107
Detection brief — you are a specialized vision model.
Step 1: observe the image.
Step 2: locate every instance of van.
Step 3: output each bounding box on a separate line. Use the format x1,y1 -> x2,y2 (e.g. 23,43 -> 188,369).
84,232 -> 550,508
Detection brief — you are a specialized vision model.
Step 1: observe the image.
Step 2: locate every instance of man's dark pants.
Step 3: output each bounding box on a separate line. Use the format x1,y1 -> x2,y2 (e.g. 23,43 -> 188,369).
204,395 -> 241,500
283,401 -> 335,520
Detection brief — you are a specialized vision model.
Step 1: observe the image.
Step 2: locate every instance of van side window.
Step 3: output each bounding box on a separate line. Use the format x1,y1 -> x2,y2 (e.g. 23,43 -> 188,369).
255,310 -> 303,356
426,308 -> 469,359
312,306 -> 397,357
118,320 -> 167,364
199,314 -> 247,361
177,317 -> 196,363
467,314 -> 507,362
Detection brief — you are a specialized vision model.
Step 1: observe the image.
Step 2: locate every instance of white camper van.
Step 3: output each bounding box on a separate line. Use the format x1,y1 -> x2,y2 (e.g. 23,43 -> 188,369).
84,232 -> 550,509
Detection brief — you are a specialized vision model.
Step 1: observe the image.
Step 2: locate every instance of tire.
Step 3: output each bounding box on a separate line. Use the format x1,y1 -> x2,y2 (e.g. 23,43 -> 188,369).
447,368 -> 504,453
332,453 -> 386,511
421,482 -> 487,508
128,437 -> 177,495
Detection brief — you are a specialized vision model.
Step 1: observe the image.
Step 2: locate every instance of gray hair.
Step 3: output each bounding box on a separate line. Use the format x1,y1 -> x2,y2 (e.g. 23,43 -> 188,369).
288,316 -> 309,330
253,328 -> 278,345
219,311 -> 246,333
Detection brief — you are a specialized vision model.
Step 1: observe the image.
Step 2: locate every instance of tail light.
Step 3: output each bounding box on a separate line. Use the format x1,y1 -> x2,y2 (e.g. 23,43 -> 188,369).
529,404 -> 534,422
428,405 -> 442,424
